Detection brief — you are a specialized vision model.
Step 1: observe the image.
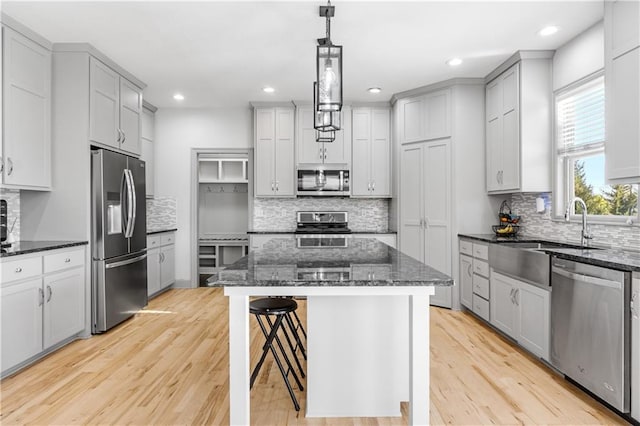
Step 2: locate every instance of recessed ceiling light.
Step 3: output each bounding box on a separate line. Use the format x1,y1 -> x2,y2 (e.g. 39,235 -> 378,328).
262,86 -> 275,93
538,26 -> 559,36
173,93 -> 184,101
367,87 -> 382,94
447,58 -> 463,67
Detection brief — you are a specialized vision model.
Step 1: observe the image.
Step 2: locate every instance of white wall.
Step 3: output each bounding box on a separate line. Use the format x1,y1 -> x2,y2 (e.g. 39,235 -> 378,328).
154,107 -> 252,286
553,20 -> 604,91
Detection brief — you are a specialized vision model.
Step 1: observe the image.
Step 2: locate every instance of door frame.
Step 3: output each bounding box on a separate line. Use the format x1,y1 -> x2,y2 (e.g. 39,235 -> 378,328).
189,148 -> 254,288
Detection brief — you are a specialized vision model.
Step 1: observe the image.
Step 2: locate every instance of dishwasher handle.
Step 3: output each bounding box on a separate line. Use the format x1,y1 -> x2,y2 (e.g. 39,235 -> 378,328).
552,265 -> 622,290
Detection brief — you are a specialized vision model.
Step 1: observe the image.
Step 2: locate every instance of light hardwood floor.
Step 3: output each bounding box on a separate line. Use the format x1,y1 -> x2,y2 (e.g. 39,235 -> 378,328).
0,288 -> 628,425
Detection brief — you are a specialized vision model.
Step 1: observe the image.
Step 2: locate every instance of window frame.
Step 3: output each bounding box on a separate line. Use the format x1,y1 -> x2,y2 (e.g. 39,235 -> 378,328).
552,71 -> 639,225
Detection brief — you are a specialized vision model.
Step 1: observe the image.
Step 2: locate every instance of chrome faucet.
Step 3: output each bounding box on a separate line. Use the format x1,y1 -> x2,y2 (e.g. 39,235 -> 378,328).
565,197 -> 593,247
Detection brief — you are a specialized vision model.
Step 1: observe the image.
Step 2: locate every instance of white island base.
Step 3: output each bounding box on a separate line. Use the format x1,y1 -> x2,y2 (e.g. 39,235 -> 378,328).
225,286 -> 434,425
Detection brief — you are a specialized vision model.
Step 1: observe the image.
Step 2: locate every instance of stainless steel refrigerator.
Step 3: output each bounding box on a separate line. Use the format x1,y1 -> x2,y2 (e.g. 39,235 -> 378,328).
91,149 -> 147,333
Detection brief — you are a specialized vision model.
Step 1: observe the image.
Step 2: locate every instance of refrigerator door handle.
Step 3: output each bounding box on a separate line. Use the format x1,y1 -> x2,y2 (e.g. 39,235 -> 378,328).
125,169 -> 137,238
124,169 -> 135,238
105,253 -> 148,269
121,169 -> 129,235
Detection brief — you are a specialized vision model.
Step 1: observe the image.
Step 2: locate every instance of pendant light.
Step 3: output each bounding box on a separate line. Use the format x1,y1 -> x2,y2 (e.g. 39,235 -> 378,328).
314,0 -> 342,132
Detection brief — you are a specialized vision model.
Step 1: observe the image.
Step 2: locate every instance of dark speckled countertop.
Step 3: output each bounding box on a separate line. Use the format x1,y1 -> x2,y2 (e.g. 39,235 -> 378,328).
459,233 -> 640,272
147,228 -> 177,235
208,237 -> 452,287
1,240 -> 88,258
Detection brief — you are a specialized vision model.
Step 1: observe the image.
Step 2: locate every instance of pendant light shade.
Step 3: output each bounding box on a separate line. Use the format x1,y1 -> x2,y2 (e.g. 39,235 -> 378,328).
316,44 -> 342,112
314,82 -> 341,132
316,129 -> 335,143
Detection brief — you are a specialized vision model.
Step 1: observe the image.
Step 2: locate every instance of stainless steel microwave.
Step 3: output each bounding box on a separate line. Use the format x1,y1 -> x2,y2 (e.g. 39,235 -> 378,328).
297,168 -> 350,196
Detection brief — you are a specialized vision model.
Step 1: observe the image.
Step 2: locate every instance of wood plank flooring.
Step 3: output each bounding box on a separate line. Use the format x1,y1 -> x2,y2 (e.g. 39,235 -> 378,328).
0,288 -> 628,425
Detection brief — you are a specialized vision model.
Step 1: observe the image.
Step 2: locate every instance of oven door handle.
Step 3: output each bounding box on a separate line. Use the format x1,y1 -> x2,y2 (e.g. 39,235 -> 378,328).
552,266 -> 622,289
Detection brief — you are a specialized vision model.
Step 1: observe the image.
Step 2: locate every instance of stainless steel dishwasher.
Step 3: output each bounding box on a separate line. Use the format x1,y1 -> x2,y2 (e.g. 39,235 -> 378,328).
550,256 -> 631,413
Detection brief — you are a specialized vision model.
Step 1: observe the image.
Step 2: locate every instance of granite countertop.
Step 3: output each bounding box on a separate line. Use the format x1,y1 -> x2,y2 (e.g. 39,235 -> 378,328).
458,233 -> 640,272
1,240 -> 88,258
208,237 -> 453,287
147,228 -> 177,235
247,230 -> 397,234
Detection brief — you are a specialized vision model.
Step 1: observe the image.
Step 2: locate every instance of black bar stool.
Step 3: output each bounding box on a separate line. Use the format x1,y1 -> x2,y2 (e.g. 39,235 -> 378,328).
250,297 -> 305,411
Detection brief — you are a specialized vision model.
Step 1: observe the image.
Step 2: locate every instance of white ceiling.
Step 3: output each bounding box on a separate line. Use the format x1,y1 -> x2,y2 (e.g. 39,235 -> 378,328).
3,1 -> 604,108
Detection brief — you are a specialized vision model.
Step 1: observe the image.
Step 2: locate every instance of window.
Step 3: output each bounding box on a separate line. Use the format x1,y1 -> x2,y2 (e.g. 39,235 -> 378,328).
555,74 -> 639,222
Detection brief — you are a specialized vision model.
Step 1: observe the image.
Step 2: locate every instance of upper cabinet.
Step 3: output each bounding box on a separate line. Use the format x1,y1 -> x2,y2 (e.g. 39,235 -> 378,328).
140,103 -> 156,197
296,105 -> 351,166
605,0 -> 640,183
397,89 -> 451,144
485,53 -> 553,194
1,24 -> 52,190
254,106 -> 295,197
351,107 -> 391,197
89,57 -> 142,156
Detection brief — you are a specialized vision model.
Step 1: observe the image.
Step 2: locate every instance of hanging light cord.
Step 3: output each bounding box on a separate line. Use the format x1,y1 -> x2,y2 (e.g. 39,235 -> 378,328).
325,0 -> 332,44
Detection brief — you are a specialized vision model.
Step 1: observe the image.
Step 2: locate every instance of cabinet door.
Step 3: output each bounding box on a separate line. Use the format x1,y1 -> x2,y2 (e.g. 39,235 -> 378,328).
1,278 -> 43,373
2,27 -> 51,189
119,78 -> 142,156
160,245 -> 175,289
608,0 -> 640,58
351,108 -> 371,196
147,248 -> 161,296
274,108 -> 295,196
89,57 -> 119,149
370,108 -> 390,196
517,283 -> 550,360
141,107 -> 155,141
400,144 -> 423,262
459,254 -> 473,309
500,65 -> 520,191
296,107 -> 321,164
423,140 -> 451,308
141,138 -> 154,197
254,108 -> 275,196
401,96 -> 424,143
631,275 -> 639,420
490,271 -> 518,338
486,80 -> 502,192
324,106 -> 351,165
606,47 -> 640,182
424,90 -> 450,140
43,268 -> 85,349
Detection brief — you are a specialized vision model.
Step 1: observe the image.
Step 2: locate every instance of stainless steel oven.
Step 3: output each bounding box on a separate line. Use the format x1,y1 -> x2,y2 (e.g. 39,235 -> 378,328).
297,167 -> 349,196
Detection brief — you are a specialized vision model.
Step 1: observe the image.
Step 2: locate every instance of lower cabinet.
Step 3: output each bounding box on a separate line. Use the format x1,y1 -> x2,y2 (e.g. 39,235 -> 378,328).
459,254 -> 473,309
490,270 -> 550,360
631,273 -> 639,422
147,232 -> 176,298
1,246 -> 86,377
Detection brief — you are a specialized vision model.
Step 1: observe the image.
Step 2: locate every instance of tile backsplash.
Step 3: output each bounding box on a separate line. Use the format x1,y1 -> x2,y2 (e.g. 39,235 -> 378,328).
510,192 -> 639,250
0,189 -> 20,241
147,196 -> 177,232
253,198 -> 389,232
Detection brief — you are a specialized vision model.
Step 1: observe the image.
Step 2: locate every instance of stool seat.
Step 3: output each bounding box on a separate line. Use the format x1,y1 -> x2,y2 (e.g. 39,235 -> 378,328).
250,298 -> 297,315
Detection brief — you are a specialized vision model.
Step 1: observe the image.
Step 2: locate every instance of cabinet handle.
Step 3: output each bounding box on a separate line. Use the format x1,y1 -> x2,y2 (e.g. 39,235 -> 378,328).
319,148 -> 323,160
117,129 -> 122,143
509,288 -> 515,303
15,266 -> 22,273
65,258 -> 71,263
367,182 -> 371,191
38,288 -> 44,306
47,285 -> 52,302
271,181 -> 274,191
372,181 -> 375,191
160,252 -> 165,263
7,158 -> 13,176
275,181 -> 279,191
496,171 -> 500,184
467,264 -> 473,277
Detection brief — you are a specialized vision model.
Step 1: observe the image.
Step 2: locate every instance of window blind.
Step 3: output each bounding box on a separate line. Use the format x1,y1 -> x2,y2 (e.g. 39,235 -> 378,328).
556,76 -> 605,155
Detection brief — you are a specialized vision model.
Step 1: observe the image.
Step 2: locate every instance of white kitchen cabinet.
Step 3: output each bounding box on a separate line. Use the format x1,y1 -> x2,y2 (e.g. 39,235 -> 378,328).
490,270 -> 550,360
296,105 -> 351,166
459,253 -> 473,309
605,0 -> 640,183
632,273 -> 639,422
254,107 -> 295,197
485,54 -> 553,194
89,56 -> 142,156
400,140 -> 451,308
397,89 -> 451,144
458,238 -> 490,313
140,103 -> 156,197
1,25 -> 51,190
351,107 -> 391,197
1,246 -> 86,377
147,232 -> 175,298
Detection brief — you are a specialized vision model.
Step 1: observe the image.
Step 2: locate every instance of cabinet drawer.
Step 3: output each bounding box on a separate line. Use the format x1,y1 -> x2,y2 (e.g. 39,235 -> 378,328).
160,233 -> 174,246
44,248 -> 84,273
147,235 -> 161,249
472,243 -> 489,260
472,294 -> 490,322
473,274 -> 490,299
2,256 -> 42,283
459,240 -> 473,256
473,259 -> 489,278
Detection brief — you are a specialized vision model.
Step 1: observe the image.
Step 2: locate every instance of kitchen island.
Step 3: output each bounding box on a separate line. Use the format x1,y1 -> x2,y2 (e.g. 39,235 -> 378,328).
208,237 -> 453,425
